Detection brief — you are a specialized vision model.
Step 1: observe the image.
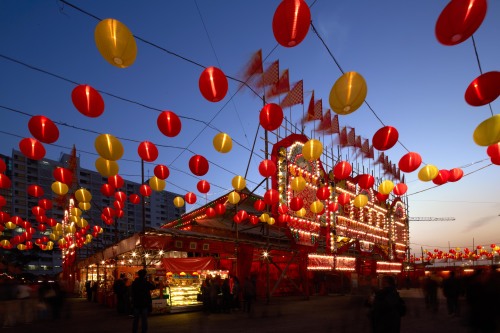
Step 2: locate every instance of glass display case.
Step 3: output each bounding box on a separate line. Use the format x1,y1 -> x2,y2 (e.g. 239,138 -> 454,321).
166,273 -> 202,310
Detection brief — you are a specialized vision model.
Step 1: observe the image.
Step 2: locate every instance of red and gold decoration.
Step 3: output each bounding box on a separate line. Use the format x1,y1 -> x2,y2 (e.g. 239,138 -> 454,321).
199,66 -> 228,102
272,0 -> 311,48
94,18 -> 137,68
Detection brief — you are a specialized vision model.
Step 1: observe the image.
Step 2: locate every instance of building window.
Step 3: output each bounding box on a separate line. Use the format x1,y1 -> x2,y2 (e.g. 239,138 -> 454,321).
175,240 -> 183,248
203,244 -> 209,251
189,242 -> 197,250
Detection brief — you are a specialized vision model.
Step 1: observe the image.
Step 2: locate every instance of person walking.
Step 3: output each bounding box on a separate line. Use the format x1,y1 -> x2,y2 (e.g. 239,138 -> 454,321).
442,271 -> 461,316
113,273 -> 128,314
370,275 -> 405,333
131,269 -> 155,333
242,277 -> 256,313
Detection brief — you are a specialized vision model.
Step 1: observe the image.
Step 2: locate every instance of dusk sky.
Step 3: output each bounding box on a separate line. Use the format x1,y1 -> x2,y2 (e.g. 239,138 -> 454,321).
1,1 -> 499,254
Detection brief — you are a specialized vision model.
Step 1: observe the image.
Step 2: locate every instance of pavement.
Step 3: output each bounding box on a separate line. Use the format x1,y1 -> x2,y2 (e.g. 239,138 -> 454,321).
4,289 -> 474,333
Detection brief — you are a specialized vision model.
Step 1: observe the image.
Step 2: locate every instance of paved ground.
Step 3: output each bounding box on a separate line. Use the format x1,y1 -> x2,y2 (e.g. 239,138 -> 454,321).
5,289 -> 474,333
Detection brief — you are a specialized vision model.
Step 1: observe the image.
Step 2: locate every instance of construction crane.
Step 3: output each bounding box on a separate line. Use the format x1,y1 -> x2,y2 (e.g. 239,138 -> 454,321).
408,217 -> 455,221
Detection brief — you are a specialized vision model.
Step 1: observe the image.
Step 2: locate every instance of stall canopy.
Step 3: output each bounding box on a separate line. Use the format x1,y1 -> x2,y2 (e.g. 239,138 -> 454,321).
162,257 -> 215,273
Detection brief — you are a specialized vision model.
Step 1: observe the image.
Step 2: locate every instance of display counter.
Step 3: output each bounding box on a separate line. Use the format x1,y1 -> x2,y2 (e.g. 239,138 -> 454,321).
165,273 -> 202,312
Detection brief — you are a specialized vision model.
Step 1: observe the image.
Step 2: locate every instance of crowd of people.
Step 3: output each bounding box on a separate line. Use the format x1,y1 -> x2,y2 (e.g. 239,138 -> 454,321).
200,275 -> 256,314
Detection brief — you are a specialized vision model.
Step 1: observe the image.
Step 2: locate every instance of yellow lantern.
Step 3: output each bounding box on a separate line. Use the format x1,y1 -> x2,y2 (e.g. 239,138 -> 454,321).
69,216 -> 80,224
378,180 -> 394,195
227,191 -> 240,205
70,207 -> 82,217
95,134 -> 124,161
149,176 -> 166,191
65,225 -> 77,234
259,213 -> 270,223
94,18 -> 137,68
49,233 -> 59,241
95,157 -> 119,177
173,196 -> 185,208
0,240 -> 11,247
58,239 -> 67,247
267,217 -> 276,225
213,132 -> 232,153
296,208 -> 307,217
418,165 -> 439,182
353,194 -> 368,208
310,200 -> 324,214
46,244 -> 54,251
75,188 -> 92,203
76,218 -> 89,228
17,244 -> 27,251
79,202 -> 91,211
291,176 -> 306,192
231,176 -> 246,191
329,71 -> 367,115
86,234 -> 93,241
473,114 -> 500,146
54,223 -> 63,232
47,241 -> 54,248
5,221 -> 16,230
302,139 -> 323,161
51,181 -> 69,196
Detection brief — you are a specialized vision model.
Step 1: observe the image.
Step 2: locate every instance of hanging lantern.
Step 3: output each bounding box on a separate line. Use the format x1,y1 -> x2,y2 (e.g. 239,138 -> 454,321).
69,207 -> 82,217
378,180 -> 395,194
95,134 -> 124,161
114,191 -> 127,202
53,167 -> 73,185
140,184 -> 152,197
432,169 -> 450,185
138,141 -> 159,162
448,168 -> 464,182
316,186 -> 330,200
393,183 -> 408,196
337,193 -> 350,206
213,132 -> 232,153
231,175 -> 246,191
185,192 -> 197,205
149,176 -> 166,191
79,202 -> 91,211
310,200 -> 324,214
473,115 -> 500,146
249,215 -> 260,225
328,202 -> 339,212
95,157 -> 119,177
375,191 -> 389,202
353,194 -> 368,208
0,212 -> 10,223
333,161 -> 352,180
173,196 -> 185,208
272,0 -> 311,47
254,199 -> 266,211
71,84 -> 105,118
129,193 -> 140,205
0,159 -> 5,173
189,155 -> 209,176
205,207 -> 216,218
358,174 -> 375,190
27,184 -> 44,198
0,195 -> 5,208
51,181 -> 68,196
108,174 -> 124,189
289,197 -> 304,211
278,204 -> 288,215
4,221 -> 16,230
101,183 -> 115,197
259,159 -> 277,178
329,72 -> 367,115
290,176 -> 306,192
28,115 -> 59,144
264,189 -> 279,205
75,188 -> 92,202
259,213 -> 270,223
215,203 -> 226,216
487,142 -> 500,160
435,0 -> 487,46
227,191 -> 240,205
302,139 -> 323,161
0,174 -> 11,189
31,206 -> 45,216
19,138 -> 45,160
259,103 -> 284,131
102,207 -> 115,218
235,210 -> 249,223
372,126 -> 399,151
465,71 -> 500,106
157,111 -> 181,137
398,152 -> 422,173
197,180 -> 210,194
296,208 -> 306,218
94,18 -> 137,68
154,165 -> 170,180
199,66 -> 228,102
267,217 -> 276,225
418,165 -> 439,182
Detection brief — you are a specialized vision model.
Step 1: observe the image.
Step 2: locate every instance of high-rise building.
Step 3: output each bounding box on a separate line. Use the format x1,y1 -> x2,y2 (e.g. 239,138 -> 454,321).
0,150 -> 185,276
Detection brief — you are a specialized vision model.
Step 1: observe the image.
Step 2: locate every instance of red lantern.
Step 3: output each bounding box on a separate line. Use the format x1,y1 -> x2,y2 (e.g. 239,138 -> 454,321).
448,168 -> 464,182
357,174 -> 375,190
333,161 -> 352,180
31,206 -> 45,216
154,165 -> 170,180
328,202 -> 339,212
465,71 -> 500,107
47,218 -> 57,227
101,183 -> 115,197
205,207 -> 216,218
432,169 -> 450,185
114,191 -> 127,202
249,215 -> 260,225
140,184 -> 152,197
0,195 -> 5,208
259,159 -> 277,178
108,175 -> 124,189
19,138 -> 45,160
215,203 -> 226,216
337,193 -> 350,206
38,223 -> 47,232
185,192 -> 197,205
376,191 -> 389,202
113,200 -> 124,210
254,199 -> 266,211
289,197 -> 304,211
393,183 -> 408,196
278,204 -> 288,215
71,84 -> 105,117
199,66 -> 228,102
0,158 -> 6,173
491,155 -> 500,166
263,189 -> 279,205
197,180 -> 210,194
0,174 -> 11,189
102,207 -> 115,218
189,155 -> 209,176
316,186 -> 330,200
157,111 -> 181,137
259,103 -> 284,131
38,198 -> 52,210
487,142 -> 500,159
129,193 -> 140,205
278,214 -> 289,225
398,152 -> 422,173
372,126 -> 399,151
138,141 -> 159,162
272,0 -> 311,47
115,209 -> 124,219
28,115 -> 59,144
53,167 -> 73,185
27,184 -> 44,198
0,212 -> 10,223
235,210 -> 248,223
435,0 -> 487,46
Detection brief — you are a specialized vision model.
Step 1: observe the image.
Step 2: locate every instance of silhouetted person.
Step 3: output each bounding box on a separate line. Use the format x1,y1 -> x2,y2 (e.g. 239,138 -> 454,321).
423,274 -> 439,312
442,271 -> 461,316
370,275 -> 405,333
242,277 -> 256,313
131,269 -> 155,333
113,273 -> 127,314
85,280 -> 92,301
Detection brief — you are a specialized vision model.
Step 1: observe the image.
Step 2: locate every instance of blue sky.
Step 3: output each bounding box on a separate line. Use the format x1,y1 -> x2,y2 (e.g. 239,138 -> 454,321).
1,1 -> 499,253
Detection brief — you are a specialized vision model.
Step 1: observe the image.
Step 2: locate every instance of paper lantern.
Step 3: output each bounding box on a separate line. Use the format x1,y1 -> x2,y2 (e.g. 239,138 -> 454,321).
448,168 -> 464,182
259,103 -> 283,131
259,159 -> 276,178
31,206 -> 45,216
264,189 -> 279,205
372,126 -> 399,151
75,188 -> 92,203
102,206 -> 115,218
473,115 -> 500,146
253,199 -> 266,211
329,72 -> 367,115
4,222 -> 16,230
316,186 -> 330,201
95,134 -> 124,161
197,180 -> 210,194
69,207 -> 82,217
228,191 -> 240,205
185,192 -> 197,205
290,176 -> 306,192
51,181 -> 68,195
337,193 -> 350,206
154,165 -> 170,180
435,0 -> 487,46
71,84 -> 105,118
267,217 -> 276,225
272,0 -> 311,47
418,165 -> 439,182
114,198 -> 124,210
231,176 -> 246,191
0,195 -> 6,208
129,193 -> 140,205
491,155 -> 500,166
140,184 -> 152,197
79,202 -> 91,211
289,197 -> 304,211
95,157 -> 119,177
432,169 -> 450,185
0,174 -> 11,189
101,183 -> 115,197
465,71 -> 500,106
115,209 -> 124,219
398,152 -> 422,173
114,191 -> 127,202
46,218 -> 57,227
205,207 -> 216,218
213,132 -> 232,153
235,210 -> 248,223
173,196 -> 185,208
108,175 -> 124,189
53,167 -> 73,185
0,212 -> 10,223
376,191 -> 388,204
95,18 -> 137,68
250,215 -> 260,225
28,115 -> 59,144
157,111 -> 181,137
149,176 -> 166,191
328,202 -> 339,212
358,174 -> 375,190
302,139 -> 322,161
310,200 -> 324,214
378,180 -> 395,194
215,203 -> 226,215
296,208 -> 306,218
19,138 -> 45,160
189,155 -> 209,176
278,204 -> 288,215
333,161 -> 352,180
199,66 -> 228,102
138,141 -> 159,162
487,142 -> 500,159
38,223 -> 47,232
0,159 -> 5,173
393,183 -> 408,196
259,213 -> 270,223
27,184 -> 44,198
353,194 -> 368,208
